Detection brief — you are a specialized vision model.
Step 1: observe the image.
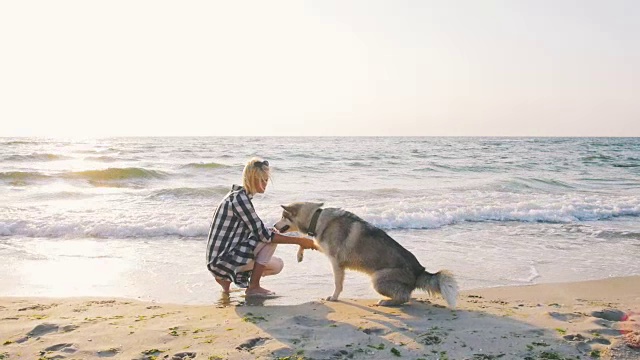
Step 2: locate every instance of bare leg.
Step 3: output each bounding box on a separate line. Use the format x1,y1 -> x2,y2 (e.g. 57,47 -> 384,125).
239,242 -> 282,296
215,277 -> 231,293
327,259 -> 345,301
245,263 -> 274,296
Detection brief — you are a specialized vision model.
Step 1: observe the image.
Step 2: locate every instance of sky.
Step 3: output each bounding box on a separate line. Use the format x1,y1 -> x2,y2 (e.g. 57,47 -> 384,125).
1,1 -> 639,137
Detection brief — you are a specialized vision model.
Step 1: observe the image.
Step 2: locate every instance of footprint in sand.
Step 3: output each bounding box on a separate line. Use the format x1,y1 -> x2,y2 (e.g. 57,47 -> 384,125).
548,311 -> 585,322
43,343 -> 77,353
97,348 -> 121,357
591,309 -> 628,322
236,337 -> 270,351
37,355 -> 65,360
563,334 -> 587,342
28,323 -> 59,337
588,338 -> 612,345
18,303 -> 57,312
20,323 -> 78,345
588,328 -> 621,337
292,315 -> 332,327
564,307 -> 630,354
62,324 -> 79,333
589,308 -> 630,337
361,327 -> 386,335
171,351 -> 197,359
567,334 -> 613,355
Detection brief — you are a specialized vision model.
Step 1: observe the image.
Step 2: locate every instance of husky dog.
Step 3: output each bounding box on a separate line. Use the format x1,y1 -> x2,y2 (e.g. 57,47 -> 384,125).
274,202 -> 458,307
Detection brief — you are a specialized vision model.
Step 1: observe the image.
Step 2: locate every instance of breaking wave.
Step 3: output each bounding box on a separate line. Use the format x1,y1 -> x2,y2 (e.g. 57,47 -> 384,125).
181,162 -> 229,169
0,171 -> 50,185
5,153 -> 69,162
2,198 -> 639,239
358,200 -> 640,230
0,219 -> 207,239
63,168 -> 169,181
147,186 -> 230,199
84,156 -> 120,162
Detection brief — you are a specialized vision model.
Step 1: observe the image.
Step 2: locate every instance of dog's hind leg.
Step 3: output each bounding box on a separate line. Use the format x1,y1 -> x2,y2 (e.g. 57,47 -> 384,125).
326,259 -> 344,301
372,269 -> 414,306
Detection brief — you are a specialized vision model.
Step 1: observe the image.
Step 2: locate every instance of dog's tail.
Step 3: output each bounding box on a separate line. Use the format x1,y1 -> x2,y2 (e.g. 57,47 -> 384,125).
416,269 -> 458,309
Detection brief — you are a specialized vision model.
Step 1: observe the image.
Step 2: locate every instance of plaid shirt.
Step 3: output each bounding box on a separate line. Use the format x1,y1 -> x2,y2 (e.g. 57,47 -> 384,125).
206,184 -> 274,287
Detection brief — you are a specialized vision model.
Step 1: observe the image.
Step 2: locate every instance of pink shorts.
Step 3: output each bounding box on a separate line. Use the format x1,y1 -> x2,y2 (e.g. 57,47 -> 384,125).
237,242 -> 284,276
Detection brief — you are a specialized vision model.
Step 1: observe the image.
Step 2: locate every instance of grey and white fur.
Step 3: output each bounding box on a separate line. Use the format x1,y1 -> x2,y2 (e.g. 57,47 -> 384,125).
274,202 -> 458,307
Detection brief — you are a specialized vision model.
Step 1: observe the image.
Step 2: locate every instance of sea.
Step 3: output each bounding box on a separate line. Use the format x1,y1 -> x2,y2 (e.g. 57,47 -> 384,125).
1,137 -> 639,306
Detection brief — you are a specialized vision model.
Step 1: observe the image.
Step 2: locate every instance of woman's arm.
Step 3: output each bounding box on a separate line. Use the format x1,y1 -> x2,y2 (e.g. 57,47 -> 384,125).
271,233 -> 318,250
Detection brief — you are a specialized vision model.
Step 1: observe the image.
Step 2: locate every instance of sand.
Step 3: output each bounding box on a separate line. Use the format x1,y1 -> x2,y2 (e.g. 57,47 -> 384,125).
1,276 -> 639,360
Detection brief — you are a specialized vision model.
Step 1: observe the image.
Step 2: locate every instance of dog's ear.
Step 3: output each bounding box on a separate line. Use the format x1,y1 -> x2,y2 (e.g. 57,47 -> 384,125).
281,204 -> 296,216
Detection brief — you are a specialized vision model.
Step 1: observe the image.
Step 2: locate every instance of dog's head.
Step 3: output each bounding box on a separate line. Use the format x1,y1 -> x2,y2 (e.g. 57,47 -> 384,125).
274,202 -> 324,233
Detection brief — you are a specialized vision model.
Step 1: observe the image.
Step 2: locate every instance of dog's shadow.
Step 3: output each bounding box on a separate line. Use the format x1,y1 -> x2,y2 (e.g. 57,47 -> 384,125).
230,294 -> 591,359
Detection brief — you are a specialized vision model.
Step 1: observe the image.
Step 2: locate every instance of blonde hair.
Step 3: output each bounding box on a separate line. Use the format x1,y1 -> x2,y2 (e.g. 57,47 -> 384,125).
242,157 -> 271,195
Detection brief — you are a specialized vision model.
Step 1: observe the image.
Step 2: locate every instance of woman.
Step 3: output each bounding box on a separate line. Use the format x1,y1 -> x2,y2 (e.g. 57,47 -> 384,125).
206,157 -> 317,297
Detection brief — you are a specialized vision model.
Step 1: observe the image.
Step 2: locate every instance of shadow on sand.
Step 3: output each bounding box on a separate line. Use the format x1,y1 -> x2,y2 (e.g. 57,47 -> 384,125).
223,291 -> 624,360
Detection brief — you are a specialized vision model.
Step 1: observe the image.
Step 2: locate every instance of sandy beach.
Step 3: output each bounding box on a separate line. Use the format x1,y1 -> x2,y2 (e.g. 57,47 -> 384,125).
1,276 -> 639,360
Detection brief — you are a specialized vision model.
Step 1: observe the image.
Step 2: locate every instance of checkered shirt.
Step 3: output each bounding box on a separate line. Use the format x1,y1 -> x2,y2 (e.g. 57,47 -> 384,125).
206,184 -> 274,287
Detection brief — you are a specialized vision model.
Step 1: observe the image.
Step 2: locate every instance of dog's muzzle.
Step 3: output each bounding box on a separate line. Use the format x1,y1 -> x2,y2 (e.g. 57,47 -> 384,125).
277,225 -> 290,233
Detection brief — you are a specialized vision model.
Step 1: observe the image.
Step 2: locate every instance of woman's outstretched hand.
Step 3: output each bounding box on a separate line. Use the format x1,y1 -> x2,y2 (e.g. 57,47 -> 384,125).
299,237 -> 319,250
271,232 -> 319,251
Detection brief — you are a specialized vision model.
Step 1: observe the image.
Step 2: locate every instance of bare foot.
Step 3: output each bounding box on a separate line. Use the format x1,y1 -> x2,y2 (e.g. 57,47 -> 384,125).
245,286 -> 275,297
215,278 -> 231,293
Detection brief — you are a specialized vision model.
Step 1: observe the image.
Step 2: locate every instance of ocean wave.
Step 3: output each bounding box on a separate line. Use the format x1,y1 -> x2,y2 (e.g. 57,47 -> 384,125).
495,177 -> 575,192
5,153 -> 69,162
0,171 -> 50,185
359,200 -> 640,230
287,153 -> 337,161
84,156 -> 120,162
63,167 -> 169,182
412,166 -> 440,172
582,154 -> 614,162
2,199 -> 639,239
0,220 -> 207,239
26,191 -> 94,201
181,162 -> 230,169
595,230 -> 640,240
1,167 -> 171,188
413,162 -> 499,173
147,186 -> 230,199
1,140 -> 39,145
72,147 -> 122,155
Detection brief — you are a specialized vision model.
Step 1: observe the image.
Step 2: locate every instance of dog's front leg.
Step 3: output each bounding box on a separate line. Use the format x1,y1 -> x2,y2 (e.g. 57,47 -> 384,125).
296,246 -> 304,262
327,259 -> 344,301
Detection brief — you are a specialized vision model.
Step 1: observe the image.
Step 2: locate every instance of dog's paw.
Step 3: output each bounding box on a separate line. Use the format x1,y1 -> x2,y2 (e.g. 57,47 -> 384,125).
376,299 -> 403,306
296,247 -> 304,263
326,296 -> 339,302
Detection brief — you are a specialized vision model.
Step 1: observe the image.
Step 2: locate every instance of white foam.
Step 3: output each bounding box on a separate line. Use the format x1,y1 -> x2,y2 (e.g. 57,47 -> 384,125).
1,194 -> 639,238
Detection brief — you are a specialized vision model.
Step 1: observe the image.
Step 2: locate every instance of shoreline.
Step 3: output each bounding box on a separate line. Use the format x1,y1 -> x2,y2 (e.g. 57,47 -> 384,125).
1,276 -> 639,359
